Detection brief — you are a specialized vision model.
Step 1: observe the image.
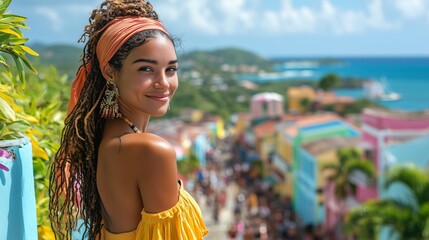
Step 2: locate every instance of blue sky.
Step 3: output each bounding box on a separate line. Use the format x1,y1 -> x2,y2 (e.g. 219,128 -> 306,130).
9,0 -> 429,57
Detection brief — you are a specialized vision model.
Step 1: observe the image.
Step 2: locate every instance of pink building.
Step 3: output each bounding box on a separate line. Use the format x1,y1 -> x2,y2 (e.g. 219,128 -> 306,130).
250,92 -> 284,121
359,108 -> 429,200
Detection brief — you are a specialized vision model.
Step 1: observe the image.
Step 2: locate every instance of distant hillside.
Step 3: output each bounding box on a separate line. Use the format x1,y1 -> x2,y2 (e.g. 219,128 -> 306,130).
29,44 -> 273,78
30,43 -> 82,78
181,48 -> 273,71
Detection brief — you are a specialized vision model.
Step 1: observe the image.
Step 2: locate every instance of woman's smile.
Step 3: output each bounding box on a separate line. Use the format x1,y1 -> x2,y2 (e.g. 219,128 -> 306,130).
145,93 -> 170,102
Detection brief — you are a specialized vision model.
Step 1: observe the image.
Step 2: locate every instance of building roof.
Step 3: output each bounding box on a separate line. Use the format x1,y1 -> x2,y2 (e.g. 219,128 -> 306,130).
251,92 -> 284,102
287,86 -> 315,97
364,108 -> 429,119
314,91 -> 355,105
253,120 -> 277,138
285,113 -> 339,137
302,137 -> 361,155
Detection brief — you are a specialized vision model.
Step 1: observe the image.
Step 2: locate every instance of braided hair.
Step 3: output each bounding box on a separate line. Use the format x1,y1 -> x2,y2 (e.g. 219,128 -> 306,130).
48,1 -> 175,239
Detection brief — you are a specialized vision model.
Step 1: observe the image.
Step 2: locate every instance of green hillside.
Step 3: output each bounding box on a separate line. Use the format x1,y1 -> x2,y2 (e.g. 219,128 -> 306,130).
30,43 -> 82,78
181,48 -> 273,71
30,44 -> 273,77
27,44 -> 374,120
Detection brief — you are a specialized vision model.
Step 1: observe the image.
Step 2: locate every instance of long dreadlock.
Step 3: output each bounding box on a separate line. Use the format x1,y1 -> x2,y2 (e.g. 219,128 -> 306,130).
48,1 -> 174,239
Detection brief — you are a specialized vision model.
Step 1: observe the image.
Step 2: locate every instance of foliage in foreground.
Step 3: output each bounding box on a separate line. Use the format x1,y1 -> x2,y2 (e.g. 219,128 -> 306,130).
1,0 -> 68,238
346,165 -> 429,240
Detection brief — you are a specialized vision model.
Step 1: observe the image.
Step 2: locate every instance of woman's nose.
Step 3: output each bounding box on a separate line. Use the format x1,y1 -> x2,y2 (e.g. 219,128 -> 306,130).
154,72 -> 169,89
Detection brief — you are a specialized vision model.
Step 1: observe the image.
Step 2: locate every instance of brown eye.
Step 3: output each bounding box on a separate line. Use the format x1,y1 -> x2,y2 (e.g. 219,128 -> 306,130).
139,66 -> 153,72
166,67 -> 178,73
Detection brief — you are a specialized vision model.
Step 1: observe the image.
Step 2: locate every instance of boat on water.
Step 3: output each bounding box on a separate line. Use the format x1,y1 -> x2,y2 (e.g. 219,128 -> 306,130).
363,78 -> 401,101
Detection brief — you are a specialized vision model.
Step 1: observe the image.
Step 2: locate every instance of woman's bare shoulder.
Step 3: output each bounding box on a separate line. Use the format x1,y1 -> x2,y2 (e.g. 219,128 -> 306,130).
119,133 -> 179,213
115,133 -> 172,160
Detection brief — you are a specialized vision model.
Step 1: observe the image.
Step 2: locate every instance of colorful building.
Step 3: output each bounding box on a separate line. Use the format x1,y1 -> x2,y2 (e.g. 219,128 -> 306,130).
300,138 -> 361,227
287,86 -> 315,113
287,86 -> 355,113
360,108 -> 429,199
278,114 -> 361,225
250,92 -> 284,123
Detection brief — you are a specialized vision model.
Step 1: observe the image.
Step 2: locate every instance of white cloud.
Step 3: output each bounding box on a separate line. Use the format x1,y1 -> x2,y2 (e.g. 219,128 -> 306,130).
157,0 -> 219,35
276,0 -> 317,33
394,0 -> 427,18
184,0 -> 218,35
34,4 -> 96,33
35,7 -> 63,31
366,0 -> 396,30
321,0 -> 336,19
321,0 -> 396,34
153,0 -> 409,36
218,0 -> 255,33
62,4 -> 94,16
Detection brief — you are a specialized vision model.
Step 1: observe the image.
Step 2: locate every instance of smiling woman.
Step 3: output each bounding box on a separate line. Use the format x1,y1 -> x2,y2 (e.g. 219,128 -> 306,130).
48,0 -> 208,239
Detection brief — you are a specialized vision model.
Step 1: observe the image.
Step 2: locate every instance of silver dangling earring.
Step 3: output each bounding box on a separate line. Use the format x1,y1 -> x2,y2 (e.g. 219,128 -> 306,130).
100,80 -> 121,119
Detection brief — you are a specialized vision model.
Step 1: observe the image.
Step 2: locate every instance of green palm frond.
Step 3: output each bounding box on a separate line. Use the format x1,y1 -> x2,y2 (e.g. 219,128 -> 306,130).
321,162 -> 339,172
385,166 -> 429,205
347,199 -> 414,237
345,160 -> 376,186
347,160 -> 375,177
346,166 -> 429,240
323,148 -> 376,200
337,148 -> 361,165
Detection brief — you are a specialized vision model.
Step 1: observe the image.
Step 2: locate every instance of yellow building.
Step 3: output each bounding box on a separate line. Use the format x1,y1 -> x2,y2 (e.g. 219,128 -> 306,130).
180,108 -> 204,123
287,86 -> 315,113
253,120 -> 277,161
274,130 -> 294,196
233,112 -> 251,137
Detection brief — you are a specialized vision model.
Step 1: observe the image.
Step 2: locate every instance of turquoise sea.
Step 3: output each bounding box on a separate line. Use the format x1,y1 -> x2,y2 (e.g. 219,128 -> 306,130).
240,57 -> 429,111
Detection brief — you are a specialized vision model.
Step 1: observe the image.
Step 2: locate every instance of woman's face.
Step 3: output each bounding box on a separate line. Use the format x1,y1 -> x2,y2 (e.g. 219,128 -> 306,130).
114,35 -> 178,117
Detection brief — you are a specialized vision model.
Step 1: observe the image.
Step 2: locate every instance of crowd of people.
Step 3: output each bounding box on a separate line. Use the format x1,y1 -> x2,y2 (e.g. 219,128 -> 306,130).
225,143 -> 301,240
190,137 -> 326,239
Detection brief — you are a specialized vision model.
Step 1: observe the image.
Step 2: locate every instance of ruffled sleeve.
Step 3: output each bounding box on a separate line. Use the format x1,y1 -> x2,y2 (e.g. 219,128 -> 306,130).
135,181 -> 208,240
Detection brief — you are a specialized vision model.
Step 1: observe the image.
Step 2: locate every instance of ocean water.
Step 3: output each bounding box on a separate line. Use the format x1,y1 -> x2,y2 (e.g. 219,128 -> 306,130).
240,57 -> 429,111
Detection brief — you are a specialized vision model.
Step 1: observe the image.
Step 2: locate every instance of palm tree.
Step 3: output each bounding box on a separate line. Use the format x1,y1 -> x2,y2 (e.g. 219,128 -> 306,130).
322,148 -> 376,239
345,165 -> 429,240
299,97 -> 311,113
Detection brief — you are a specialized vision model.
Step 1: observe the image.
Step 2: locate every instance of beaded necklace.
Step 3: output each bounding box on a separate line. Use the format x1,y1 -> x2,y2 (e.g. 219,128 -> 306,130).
119,114 -> 142,133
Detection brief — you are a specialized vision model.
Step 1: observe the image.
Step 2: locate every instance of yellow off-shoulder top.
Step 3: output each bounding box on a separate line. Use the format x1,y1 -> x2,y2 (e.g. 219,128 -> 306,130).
100,180 -> 208,240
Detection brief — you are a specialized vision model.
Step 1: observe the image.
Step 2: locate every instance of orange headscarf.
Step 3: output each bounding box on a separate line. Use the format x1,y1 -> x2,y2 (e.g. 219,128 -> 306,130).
67,16 -> 169,114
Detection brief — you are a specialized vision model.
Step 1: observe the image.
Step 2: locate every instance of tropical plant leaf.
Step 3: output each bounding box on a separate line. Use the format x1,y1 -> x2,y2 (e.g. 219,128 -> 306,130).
22,45 -> 38,56
33,144 -> 49,161
0,54 -> 10,68
17,51 -> 37,73
6,119 -> 31,132
384,166 -> 427,203
321,162 -> 339,171
0,15 -> 27,25
0,96 -> 15,120
2,14 -> 27,21
0,23 -> 11,30
8,37 -> 28,45
0,69 -> 12,81
38,225 -> 55,240
11,54 -> 25,85
0,0 -> 12,15
0,28 -> 21,38
16,112 -> 38,123
0,83 -> 12,92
